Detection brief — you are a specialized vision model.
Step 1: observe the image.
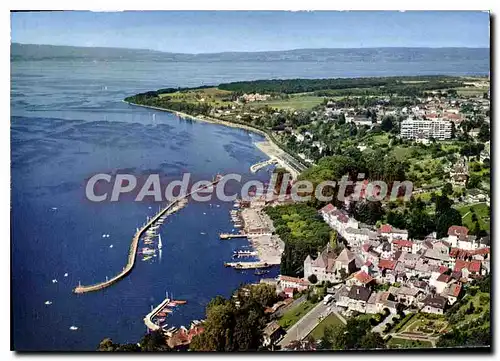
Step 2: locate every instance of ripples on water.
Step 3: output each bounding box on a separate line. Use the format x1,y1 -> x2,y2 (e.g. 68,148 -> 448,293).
11,55 -> 489,350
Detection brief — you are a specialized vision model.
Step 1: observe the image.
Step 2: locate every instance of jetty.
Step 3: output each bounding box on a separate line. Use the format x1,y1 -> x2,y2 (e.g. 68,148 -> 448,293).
144,297 -> 172,331
224,261 -> 272,269
250,157 -> 278,173
220,233 -> 247,240
73,175 -> 223,294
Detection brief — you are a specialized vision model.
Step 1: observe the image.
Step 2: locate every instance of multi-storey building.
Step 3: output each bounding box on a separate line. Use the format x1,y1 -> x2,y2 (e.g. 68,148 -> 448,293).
400,118 -> 452,140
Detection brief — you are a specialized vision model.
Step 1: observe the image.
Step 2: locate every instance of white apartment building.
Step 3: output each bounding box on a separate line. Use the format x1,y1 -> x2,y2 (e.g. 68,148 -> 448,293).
400,119 -> 452,140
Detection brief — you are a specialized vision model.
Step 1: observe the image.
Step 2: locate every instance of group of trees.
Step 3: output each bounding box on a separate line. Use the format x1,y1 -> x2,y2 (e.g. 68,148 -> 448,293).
98,330 -> 172,352
384,190 -> 462,240
265,204 -> 332,276
189,284 -> 278,351
319,317 -> 385,350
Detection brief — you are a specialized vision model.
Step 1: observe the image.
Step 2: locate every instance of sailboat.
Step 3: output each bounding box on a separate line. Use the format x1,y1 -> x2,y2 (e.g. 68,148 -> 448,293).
158,234 -> 163,250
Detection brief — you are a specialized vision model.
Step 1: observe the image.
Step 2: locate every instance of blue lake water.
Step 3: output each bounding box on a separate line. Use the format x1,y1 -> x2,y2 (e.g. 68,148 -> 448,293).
11,56 -> 489,351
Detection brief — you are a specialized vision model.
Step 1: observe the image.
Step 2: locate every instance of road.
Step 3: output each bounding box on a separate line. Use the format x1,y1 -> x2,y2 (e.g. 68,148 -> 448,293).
277,302 -> 330,347
372,312 -> 399,334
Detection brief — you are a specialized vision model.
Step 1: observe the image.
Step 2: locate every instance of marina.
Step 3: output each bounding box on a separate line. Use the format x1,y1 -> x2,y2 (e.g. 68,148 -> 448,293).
73,176 -> 223,294
223,261 -> 272,269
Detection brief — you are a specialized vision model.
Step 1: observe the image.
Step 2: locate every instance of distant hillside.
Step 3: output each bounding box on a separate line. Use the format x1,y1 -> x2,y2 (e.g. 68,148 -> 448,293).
11,43 -> 490,64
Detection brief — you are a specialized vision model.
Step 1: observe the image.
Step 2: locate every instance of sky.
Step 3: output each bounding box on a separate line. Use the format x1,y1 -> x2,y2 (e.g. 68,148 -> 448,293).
11,11 -> 490,53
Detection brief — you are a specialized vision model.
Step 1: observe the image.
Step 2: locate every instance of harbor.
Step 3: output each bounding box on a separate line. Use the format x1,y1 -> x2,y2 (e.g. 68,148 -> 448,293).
144,292 -> 188,332
73,176 -> 223,294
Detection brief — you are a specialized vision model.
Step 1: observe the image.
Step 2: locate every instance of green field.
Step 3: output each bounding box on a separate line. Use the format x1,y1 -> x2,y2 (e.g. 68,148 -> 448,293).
449,291 -> 490,329
158,87 -> 233,107
257,95 -> 325,110
455,86 -> 489,96
457,203 -> 490,231
387,337 -> 433,349
308,313 -> 344,339
278,300 -> 317,329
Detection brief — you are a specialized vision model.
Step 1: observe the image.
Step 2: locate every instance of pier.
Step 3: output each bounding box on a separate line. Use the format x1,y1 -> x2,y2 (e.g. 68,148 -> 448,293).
250,157 -> 278,173
220,233 -> 247,240
223,261 -> 272,269
73,176 -> 223,294
144,297 -> 171,332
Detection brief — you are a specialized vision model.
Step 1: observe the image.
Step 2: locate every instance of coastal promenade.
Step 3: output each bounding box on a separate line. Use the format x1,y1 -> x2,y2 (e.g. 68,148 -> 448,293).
125,101 -> 305,178
73,177 -> 222,294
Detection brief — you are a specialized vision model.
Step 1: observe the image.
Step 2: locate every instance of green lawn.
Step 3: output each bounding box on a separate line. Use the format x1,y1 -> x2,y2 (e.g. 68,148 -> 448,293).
450,291 -> 490,329
391,146 -> 414,161
278,301 -> 317,329
457,203 -> 490,231
308,313 -> 344,339
387,337 -> 433,349
257,95 -> 325,110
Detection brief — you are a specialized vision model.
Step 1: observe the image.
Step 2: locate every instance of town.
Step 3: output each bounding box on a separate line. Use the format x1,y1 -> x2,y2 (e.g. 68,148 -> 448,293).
114,75 -> 491,351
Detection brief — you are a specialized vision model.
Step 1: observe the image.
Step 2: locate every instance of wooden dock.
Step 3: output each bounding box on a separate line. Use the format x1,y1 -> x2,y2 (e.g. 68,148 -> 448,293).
220,233 -> 247,240
73,176 -> 222,294
224,261 -> 272,269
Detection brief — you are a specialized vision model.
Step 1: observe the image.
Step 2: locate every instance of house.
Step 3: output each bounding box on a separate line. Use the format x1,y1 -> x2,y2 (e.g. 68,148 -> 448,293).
278,275 -> 310,293
262,321 -> 285,347
319,204 -> 359,239
335,285 -> 351,308
344,227 -> 378,247
347,270 -> 375,287
303,246 -> 356,283
388,286 -> 421,307
378,224 -> 409,242
347,286 -> 372,313
375,291 -> 399,314
453,259 -> 481,278
430,273 -> 451,294
167,324 -> 205,350
392,239 -> 414,253
421,295 -> 447,314
450,159 -> 469,186
442,283 -> 462,305
447,226 -> 469,248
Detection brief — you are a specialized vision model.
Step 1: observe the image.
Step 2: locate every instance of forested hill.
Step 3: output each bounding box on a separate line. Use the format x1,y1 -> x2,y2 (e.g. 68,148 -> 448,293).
11,43 -> 489,64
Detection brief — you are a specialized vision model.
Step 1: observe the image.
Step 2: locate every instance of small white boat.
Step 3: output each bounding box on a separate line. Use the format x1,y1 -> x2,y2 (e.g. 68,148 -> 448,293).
102,234 -> 106,238
51,207 -> 58,211
203,212 -> 206,215
216,205 -> 220,208
200,232 -> 206,235
45,301 -> 52,305
158,234 -> 162,250
64,273 -> 68,277
52,279 -> 57,284
69,326 -> 78,331
109,244 -> 114,248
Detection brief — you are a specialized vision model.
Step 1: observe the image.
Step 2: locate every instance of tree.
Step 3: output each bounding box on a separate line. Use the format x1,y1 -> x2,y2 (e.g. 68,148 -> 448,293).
435,208 -> 462,239
442,183 -> 453,197
308,274 -> 318,284
407,207 -> 434,240
477,122 -> 490,142
190,285 -> 268,351
98,338 -> 117,352
140,330 -> 170,351
381,116 -> 395,132
359,332 -> 386,350
467,174 -> 482,189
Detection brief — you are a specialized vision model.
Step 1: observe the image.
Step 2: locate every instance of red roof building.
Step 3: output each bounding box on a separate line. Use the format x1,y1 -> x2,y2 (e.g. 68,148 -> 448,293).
320,203 -> 335,214
378,259 -> 397,270
448,226 -> 469,238
353,270 -> 374,285
379,224 -> 393,234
